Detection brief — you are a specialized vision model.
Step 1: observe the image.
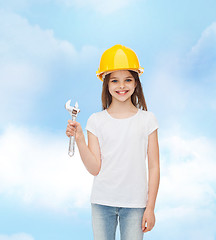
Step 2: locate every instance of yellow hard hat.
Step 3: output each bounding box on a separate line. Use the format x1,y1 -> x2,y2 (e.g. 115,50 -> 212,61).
96,44 -> 144,81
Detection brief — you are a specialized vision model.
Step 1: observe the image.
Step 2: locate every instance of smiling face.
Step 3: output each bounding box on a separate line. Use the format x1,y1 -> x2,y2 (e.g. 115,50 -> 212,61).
108,70 -> 137,103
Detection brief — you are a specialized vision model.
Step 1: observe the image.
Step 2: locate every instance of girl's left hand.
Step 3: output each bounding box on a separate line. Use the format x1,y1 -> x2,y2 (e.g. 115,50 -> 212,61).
142,207 -> 155,233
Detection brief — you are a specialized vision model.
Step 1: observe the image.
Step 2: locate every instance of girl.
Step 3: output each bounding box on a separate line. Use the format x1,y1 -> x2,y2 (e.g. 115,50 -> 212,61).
65,44 -> 160,240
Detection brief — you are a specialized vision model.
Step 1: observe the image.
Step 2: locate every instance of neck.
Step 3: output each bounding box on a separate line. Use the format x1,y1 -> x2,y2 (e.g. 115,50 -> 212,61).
108,99 -> 137,113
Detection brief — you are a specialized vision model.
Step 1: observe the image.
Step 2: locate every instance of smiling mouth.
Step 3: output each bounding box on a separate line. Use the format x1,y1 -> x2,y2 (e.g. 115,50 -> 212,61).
116,90 -> 129,95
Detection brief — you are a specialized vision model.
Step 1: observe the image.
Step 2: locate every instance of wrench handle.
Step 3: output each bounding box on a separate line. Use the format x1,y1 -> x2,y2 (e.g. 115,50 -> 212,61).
68,115 -> 77,157
68,135 -> 75,157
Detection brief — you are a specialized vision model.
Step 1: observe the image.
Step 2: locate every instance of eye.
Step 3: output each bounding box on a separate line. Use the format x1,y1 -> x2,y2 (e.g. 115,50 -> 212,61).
110,79 -> 132,83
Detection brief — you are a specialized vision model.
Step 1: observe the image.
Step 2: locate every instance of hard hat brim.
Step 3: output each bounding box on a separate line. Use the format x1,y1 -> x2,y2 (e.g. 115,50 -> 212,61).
96,67 -> 144,81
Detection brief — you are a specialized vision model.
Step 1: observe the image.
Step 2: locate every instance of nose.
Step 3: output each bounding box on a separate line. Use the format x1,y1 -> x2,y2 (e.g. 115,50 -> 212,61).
119,82 -> 126,89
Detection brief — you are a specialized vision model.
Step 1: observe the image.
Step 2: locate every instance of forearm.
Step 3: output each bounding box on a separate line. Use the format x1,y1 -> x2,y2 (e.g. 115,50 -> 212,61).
146,167 -> 160,210
76,136 -> 99,176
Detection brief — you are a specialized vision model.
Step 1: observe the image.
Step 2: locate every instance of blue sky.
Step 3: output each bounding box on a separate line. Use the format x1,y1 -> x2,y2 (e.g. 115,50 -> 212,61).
0,0 -> 216,239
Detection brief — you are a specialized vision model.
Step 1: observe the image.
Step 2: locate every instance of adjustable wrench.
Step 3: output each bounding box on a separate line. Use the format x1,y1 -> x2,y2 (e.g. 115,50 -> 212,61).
65,100 -> 80,157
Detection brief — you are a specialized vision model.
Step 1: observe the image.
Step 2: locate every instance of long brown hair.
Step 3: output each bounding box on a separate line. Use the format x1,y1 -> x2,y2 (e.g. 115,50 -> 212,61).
101,70 -> 148,111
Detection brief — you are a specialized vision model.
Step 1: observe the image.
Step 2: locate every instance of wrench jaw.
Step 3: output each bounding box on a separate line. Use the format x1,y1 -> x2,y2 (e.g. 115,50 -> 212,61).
65,100 -> 80,118
65,99 -> 71,109
65,100 -> 81,157
65,100 -> 73,117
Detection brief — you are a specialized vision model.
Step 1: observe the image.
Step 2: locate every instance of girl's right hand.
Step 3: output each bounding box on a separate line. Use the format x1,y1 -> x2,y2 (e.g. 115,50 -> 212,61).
66,120 -> 84,142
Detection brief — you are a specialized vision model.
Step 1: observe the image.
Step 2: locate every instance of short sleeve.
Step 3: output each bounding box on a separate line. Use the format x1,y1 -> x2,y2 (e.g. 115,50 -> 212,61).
147,112 -> 159,135
85,113 -> 98,137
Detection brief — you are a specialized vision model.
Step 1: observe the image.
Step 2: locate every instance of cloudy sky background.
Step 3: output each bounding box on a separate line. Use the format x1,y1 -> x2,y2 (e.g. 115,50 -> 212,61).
0,0 -> 216,239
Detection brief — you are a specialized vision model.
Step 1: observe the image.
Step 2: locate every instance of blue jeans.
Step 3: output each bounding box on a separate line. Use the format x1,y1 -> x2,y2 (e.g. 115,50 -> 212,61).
91,203 -> 146,240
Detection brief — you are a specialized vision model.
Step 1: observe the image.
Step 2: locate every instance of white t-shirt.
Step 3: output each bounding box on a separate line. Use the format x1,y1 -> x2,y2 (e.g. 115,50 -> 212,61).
85,108 -> 159,208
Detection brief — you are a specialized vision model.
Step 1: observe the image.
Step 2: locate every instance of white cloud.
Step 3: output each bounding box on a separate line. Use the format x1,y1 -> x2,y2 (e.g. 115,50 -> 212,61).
0,124 -> 93,214
189,21 -> 216,58
185,21 -> 216,76
0,10 -> 75,59
146,22 -> 216,126
0,9 -> 99,125
0,9 -> 70,124
158,135 -> 216,207
152,134 -> 216,239
0,233 -> 34,240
